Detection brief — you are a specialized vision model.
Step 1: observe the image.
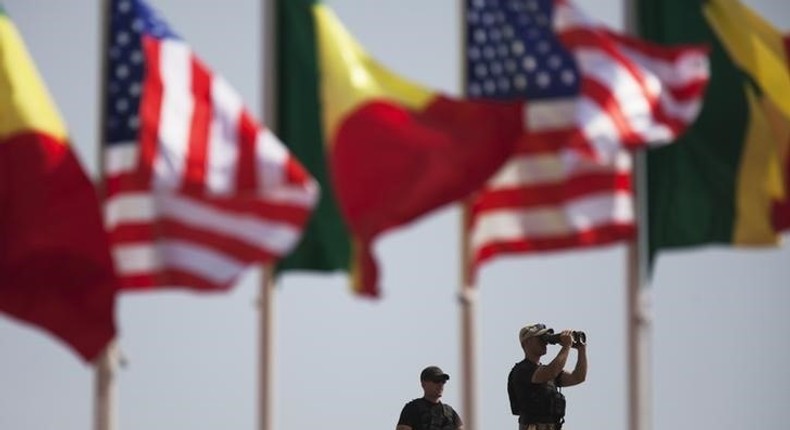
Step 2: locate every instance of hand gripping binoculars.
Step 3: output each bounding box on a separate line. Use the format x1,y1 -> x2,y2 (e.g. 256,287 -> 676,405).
540,329 -> 587,347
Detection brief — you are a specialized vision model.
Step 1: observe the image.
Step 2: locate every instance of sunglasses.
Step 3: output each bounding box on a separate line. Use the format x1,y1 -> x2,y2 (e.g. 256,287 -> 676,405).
430,379 -> 448,384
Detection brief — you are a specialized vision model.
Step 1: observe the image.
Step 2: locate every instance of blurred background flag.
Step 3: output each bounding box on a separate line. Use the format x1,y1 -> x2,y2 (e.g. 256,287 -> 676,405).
772,32 -> 790,234
276,0 -> 525,297
464,0 -> 710,277
638,0 -> 790,261
704,0 -> 790,236
102,0 -> 319,291
0,5 -> 117,361
275,0 -> 352,290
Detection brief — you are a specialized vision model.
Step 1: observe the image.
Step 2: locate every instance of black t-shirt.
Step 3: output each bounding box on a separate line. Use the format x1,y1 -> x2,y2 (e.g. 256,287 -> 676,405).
507,359 -> 565,424
397,398 -> 462,430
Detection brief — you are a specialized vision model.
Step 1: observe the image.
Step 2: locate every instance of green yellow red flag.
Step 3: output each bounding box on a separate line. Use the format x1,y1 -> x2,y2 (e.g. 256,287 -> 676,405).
638,0 -> 790,260
276,1 -> 523,296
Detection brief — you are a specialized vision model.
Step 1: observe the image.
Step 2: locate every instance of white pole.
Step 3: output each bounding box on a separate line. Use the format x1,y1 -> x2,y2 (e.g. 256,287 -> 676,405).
624,2 -> 653,430
459,205 -> 478,430
260,1 -> 278,429
623,3 -> 653,427
94,341 -> 118,430
95,1 -> 118,429
459,275 -> 479,430
258,269 -> 276,430
626,150 -> 652,430
458,1 -> 479,428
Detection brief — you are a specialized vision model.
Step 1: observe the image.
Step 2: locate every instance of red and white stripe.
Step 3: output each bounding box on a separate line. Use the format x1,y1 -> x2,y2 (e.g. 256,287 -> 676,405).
554,0 -> 709,161
468,103 -> 635,274
104,37 -> 318,291
468,0 -> 709,276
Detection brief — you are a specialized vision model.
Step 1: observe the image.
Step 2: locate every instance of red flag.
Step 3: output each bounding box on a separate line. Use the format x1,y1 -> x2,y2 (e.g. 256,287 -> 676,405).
314,5 -> 524,296
0,8 -> 117,361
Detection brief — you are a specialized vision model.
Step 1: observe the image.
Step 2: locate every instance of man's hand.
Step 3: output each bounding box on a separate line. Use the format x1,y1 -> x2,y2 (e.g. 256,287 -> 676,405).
558,330 -> 574,348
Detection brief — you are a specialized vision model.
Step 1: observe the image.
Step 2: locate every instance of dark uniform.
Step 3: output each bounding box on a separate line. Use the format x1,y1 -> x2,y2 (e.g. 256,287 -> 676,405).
508,359 -> 566,429
397,398 -> 462,430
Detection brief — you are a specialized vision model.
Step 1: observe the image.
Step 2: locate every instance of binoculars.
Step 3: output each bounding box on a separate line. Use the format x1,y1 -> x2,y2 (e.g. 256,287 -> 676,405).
540,330 -> 587,347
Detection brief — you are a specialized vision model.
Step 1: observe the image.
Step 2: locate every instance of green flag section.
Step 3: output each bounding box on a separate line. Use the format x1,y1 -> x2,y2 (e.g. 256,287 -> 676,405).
276,0 -> 523,297
638,0 -> 790,261
276,0 -> 351,280
0,9 -> 117,361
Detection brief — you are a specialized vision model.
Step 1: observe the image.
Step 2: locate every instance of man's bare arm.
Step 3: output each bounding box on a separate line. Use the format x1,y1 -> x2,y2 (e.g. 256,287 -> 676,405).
559,345 -> 587,387
532,345 -> 570,383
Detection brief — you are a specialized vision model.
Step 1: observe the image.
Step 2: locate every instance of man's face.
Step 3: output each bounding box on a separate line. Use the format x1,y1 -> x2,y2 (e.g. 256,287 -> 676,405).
421,378 -> 447,398
526,335 -> 547,357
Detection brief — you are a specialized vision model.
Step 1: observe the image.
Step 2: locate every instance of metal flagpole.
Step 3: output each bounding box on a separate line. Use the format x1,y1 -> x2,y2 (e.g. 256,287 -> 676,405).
459,202 -> 479,430
260,1 -> 278,430
458,2 -> 479,429
624,2 -> 653,430
94,342 -> 119,430
258,269 -> 276,430
95,1 -> 119,429
626,154 -> 652,430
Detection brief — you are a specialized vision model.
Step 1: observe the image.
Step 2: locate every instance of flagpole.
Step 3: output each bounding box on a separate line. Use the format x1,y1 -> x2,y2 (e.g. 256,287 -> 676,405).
459,202 -> 479,430
626,150 -> 652,430
458,1 -> 479,428
260,1 -> 278,430
258,268 -> 276,430
624,2 -> 653,430
626,205 -> 652,430
94,342 -> 119,430
95,1 -> 118,430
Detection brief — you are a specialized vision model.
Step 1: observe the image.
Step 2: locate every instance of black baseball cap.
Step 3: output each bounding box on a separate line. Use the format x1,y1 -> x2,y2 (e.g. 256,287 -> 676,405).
420,366 -> 450,382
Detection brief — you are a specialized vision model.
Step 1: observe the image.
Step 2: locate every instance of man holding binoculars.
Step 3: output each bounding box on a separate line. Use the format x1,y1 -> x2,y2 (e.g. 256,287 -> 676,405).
507,323 -> 588,430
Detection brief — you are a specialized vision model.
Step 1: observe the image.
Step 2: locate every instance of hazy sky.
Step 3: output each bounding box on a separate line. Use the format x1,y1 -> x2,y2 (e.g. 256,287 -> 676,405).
1,1 -> 789,430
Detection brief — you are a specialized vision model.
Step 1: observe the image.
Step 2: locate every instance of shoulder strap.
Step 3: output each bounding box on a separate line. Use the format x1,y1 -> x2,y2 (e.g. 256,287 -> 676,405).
442,404 -> 453,420
416,401 -> 455,430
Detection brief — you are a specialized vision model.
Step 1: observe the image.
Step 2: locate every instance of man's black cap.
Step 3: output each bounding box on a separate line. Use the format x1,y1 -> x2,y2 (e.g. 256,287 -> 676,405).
420,366 -> 450,382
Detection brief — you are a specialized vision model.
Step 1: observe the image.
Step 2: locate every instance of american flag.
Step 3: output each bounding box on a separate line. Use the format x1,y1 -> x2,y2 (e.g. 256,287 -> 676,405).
465,0 -> 709,275
102,0 -> 318,291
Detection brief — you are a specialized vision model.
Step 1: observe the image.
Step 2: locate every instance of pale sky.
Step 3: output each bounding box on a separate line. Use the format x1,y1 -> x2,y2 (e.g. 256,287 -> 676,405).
1,1 -> 789,430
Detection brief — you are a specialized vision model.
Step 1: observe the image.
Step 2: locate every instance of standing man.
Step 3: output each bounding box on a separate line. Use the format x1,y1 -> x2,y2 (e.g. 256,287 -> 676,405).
508,323 -> 588,430
397,366 -> 464,430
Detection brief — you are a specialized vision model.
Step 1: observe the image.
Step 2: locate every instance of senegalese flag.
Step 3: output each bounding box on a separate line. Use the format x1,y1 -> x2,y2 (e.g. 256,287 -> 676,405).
276,0 -> 523,297
705,1 -> 790,236
704,0 -> 790,232
638,0 -> 790,260
0,6 -> 117,361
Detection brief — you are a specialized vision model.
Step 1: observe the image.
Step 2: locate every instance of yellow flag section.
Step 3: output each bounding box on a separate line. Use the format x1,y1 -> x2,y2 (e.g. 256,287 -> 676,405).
0,15 -> 65,141
735,88 -> 788,243
704,0 -> 790,242
312,5 -> 524,296
313,5 -> 433,146
0,7 -> 117,362
704,0 -> 790,121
